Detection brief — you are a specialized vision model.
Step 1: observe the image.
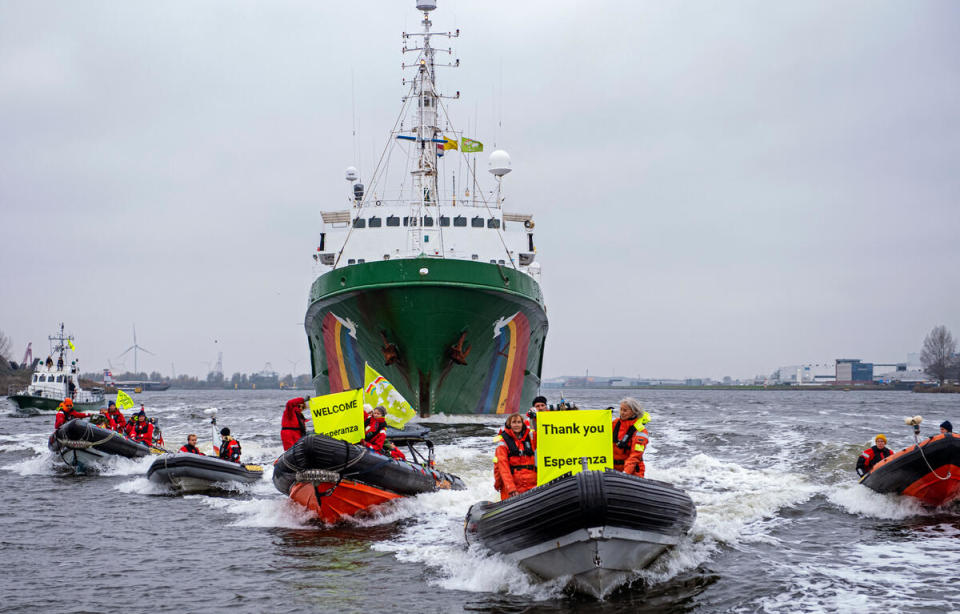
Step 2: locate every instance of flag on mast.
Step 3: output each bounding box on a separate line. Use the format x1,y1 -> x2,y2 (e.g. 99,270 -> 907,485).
460,137 -> 483,153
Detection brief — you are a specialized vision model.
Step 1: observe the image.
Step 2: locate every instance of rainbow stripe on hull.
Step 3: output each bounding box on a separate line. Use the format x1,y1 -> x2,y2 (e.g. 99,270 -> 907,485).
306,258 -> 547,416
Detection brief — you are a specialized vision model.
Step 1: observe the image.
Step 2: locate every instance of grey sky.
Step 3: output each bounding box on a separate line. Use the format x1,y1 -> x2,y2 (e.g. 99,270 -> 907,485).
1,1 -> 958,381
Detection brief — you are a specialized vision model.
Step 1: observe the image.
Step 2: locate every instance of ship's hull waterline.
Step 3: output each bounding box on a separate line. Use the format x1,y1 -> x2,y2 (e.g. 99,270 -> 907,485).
306,258 -> 547,416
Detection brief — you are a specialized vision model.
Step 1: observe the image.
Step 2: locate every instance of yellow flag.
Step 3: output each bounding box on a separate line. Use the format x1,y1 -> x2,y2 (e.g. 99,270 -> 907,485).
67,340 -> 75,351
443,135 -> 458,151
116,389 -> 135,410
536,409 -> 613,485
309,389 -> 364,444
363,363 -> 416,428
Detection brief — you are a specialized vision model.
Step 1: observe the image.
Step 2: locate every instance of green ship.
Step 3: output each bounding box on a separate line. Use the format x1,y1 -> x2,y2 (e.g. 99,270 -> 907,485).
305,1 -> 547,416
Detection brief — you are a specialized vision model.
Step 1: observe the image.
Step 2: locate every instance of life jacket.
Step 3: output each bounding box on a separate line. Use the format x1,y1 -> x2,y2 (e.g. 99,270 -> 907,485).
612,418 -> 638,466
858,445 -> 893,475
501,427 -> 535,466
281,398 -> 307,451
179,444 -> 203,455
364,414 -> 387,452
219,438 -> 241,463
133,420 -> 153,446
54,406 -> 88,430
106,410 -> 126,432
495,426 -> 537,499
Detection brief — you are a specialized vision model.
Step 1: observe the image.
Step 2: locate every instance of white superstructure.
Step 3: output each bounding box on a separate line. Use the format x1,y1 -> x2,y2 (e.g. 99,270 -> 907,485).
313,0 -> 539,282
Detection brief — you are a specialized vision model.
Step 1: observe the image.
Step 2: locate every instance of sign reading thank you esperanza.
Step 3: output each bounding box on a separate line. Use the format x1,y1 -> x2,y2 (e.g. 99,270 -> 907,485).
309,389 -> 364,444
536,409 -> 613,485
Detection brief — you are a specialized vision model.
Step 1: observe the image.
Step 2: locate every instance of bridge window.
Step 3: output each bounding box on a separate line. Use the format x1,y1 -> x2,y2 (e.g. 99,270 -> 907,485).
358,258 -> 365,263
353,218 -> 366,228
368,216 -> 382,228
56,375 -> 63,382
386,216 -> 400,227
454,216 -> 467,227
347,258 -> 356,265
439,216 -> 450,227
472,254 -> 478,260
487,218 -> 501,229
423,216 -> 434,227
471,216 -> 484,228
39,375 -> 46,382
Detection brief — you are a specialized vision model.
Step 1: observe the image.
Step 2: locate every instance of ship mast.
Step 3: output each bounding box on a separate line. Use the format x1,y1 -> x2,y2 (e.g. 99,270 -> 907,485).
402,0 -> 459,250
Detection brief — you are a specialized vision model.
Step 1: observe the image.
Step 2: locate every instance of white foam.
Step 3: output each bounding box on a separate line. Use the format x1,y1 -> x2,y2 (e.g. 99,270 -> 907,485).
198,494 -> 316,528
114,476 -> 172,496
3,451 -> 60,476
827,482 -> 928,519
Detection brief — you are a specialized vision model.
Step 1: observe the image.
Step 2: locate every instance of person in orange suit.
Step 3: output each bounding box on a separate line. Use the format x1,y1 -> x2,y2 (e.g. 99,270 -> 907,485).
494,413 -> 537,500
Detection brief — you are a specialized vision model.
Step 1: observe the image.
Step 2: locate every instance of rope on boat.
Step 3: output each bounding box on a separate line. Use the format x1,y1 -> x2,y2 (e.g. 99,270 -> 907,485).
914,433 -> 951,481
56,430 -> 115,450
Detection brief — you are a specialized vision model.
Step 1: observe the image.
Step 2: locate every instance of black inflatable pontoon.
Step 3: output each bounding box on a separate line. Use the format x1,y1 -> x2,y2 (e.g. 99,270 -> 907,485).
49,418 -> 152,472
273,432 -> 465,497
465,469 -> 697,598
147,453 -> 264,492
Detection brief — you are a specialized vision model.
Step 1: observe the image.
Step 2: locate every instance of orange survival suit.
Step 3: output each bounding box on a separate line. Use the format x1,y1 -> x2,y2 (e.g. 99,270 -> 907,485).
612,416 -> 648,477
494,425 -> 537,500
281,397 -> 308,451
54,399 -> 89,430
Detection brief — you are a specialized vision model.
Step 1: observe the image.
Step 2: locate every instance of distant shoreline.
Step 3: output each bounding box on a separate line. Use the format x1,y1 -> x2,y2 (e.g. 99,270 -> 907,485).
545,384 -> 955,392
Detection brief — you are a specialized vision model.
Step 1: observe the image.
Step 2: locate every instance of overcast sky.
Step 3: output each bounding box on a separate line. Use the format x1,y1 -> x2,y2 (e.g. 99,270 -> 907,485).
2,0 -> 958,380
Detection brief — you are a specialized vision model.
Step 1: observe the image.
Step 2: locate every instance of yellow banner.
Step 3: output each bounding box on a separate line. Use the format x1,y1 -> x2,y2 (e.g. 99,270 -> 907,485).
116,389 -> 135,410
536,409 -> 612,485
309,389 -> 364,444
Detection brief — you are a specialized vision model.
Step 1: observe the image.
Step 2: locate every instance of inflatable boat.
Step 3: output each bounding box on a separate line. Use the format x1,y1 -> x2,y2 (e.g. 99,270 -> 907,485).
147,453 -> 264,493
860,432 -> 960,507
273,431 -> 465,523
464,469 -> 697,598
49,418 -> 155,472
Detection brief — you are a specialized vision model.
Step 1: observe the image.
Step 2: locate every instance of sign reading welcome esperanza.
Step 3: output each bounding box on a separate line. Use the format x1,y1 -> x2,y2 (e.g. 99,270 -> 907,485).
536,409 -> 613,485
309,389 -> 364,444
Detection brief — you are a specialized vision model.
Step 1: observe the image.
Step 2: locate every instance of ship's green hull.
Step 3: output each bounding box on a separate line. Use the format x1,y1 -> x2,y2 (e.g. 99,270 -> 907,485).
9,395 -> 102,415
306,258 -> 548,415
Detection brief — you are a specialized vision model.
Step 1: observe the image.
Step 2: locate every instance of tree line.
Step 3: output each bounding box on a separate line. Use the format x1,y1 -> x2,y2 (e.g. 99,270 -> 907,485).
921,325 -> 960,386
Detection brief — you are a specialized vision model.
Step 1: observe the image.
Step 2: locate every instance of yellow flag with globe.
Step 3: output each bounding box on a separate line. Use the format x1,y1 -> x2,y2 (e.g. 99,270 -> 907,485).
363,363 -> 416,428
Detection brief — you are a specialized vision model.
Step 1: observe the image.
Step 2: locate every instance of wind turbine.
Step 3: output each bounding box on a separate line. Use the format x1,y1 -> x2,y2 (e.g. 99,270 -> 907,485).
118,325 -> 154,375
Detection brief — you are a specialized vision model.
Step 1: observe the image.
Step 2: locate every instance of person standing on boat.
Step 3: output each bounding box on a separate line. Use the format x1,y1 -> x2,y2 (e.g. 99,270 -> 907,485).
941,421 -> 953,435
525,395 -> 548,430
494,413 -> 537,500
364,406 -> 388,453
54,398 -> 90,430
281,397 -> 308,451
612,398 -> 649,477
218,428 -> 242,463
179,434 -> 204,455
102,401 -> 126,433
856,434 -> 893,476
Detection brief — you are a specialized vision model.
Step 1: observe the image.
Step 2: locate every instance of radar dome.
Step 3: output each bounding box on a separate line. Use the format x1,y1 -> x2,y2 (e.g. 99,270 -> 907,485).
345,166 -> 359,182
416,0 -> 437,11
488,150 -> 512,177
